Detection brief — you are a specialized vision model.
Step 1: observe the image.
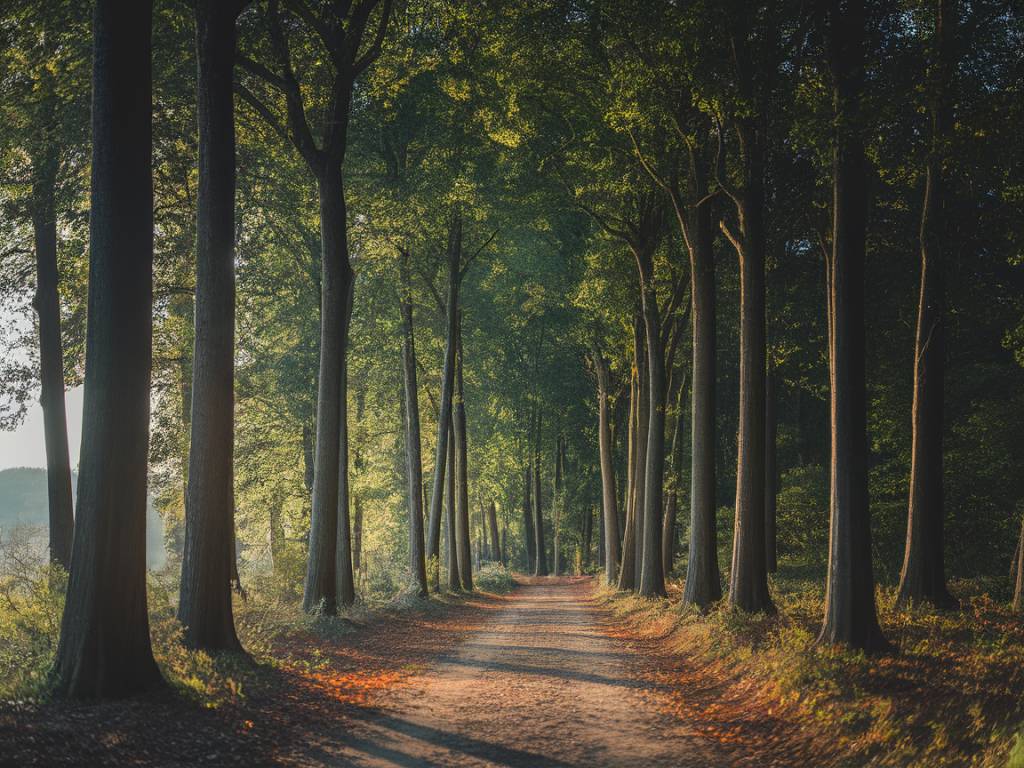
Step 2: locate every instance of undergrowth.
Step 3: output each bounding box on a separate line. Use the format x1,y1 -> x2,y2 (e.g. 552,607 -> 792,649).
598,561 -> 1024,768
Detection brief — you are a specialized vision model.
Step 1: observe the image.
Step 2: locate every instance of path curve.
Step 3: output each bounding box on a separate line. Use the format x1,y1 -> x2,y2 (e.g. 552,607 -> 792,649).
328,577 -> 724,767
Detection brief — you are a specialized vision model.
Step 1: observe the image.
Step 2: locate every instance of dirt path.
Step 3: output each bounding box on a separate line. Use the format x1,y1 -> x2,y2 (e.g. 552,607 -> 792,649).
326,578 -> 726,767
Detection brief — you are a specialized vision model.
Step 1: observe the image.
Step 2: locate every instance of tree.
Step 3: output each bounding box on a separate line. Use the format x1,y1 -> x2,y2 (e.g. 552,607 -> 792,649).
52,0 -> 163,698
533,411 -> 549,576
236,0 -> 392,613
177,0 -> 247,654
818,0 -> 888,653
453,311 -> 473,590
399,247 -> 428,596
592,343 -> 620,584
897,0 -> 957,610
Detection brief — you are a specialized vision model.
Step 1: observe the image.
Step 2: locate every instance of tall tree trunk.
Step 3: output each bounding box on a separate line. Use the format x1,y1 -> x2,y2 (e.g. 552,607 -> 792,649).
400,249 -> 428,596
302,166 -> 355,612
488,500 -> 501,564
178,0 -> 243,653
1014,512 -> 1024,613
533,413 -> 548,576
765,366 -> 778,573
522,463 -> 536,571
352,494 -> 363,572
726,115 -> 773,613
632,316 -> 650,589
636,250 -> 667,598
269,498 -> 284,573
425,216 -> 461,588
897,0 -> 956,610
31,157 -> 74,571
53,0 -> 162,698
553,435 -> 563,576
663,374 -> 686,580
593,345 -> 620,584
454,315 -> 473,590
819,0 -> 888,653
682,144 -> 721,608
618,327 -> 642,591
446,419 -> 461,591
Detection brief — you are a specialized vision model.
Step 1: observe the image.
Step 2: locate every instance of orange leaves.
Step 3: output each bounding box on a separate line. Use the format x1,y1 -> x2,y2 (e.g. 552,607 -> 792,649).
304,667 -> 406,707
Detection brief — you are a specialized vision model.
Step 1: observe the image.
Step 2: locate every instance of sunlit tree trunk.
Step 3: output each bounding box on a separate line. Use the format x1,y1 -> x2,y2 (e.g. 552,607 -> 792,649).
52,0 -> 162,698
488,500 -> 501,564
400,248 -> 428,596
426,216 -> 461,589
898,0 -> 956,610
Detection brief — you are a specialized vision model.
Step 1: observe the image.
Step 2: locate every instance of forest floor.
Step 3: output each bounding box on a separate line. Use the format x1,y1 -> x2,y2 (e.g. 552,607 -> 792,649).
0,574 -> 822,767
4,572 -> 1017,766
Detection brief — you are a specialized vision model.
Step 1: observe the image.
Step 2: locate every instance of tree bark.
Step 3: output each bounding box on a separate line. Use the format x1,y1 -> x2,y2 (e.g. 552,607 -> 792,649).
426,216 -> 461,588
303,168 -> 355,613
897,0 -> 956,610
178,0 -> 244,654
618,325 -> 642,592
636,248 -> 667,598
446,419 -> 461,591
593,345 -> 621,584
533,413 -> 548,576
52,0 -> 162,698
454,314 -> 473,590
819,0 -> 888,653
663,374 -> 687,580
1014,512 -> 1024,613
522,463 -> 536,572
765,366 -> 778,573
31,157 -> 74,572
553,435 -> 563,576
726,116 -> 773,613
682,142 -> 722,609
400,248 -> 428,596
488,500 -> 501,564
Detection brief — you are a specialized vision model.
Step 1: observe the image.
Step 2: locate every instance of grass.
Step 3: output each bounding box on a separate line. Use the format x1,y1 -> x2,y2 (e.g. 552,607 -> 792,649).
597,559 -> 1024,768
0,531 -> 513,708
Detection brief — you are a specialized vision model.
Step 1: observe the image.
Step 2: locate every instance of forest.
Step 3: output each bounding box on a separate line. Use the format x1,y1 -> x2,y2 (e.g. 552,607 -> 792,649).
1,0 -> 1023,766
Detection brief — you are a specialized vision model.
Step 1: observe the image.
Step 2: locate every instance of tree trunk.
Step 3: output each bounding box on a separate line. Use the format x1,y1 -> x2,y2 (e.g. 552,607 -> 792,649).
533,413 -> 548,576
269,498 -> 284,573
399,249 -> 428,596
454,315 -> 473,590
819,0 -> 888,653
593,345 -> 620,584
636,251 -> 667,598
303,166 -> 355,613
426,216 -> 461,588
522,463 -> 536,572
31,160 -> 74,572
553,435 -> 563,576
682,148 -> 721,608
178,0 -> 243,654
446,419 -> 461,591
897,0 -> 956,610
618,328 -> 641,592
352,494 -> 363,572
1014,512 -> 1024,613
52,0 -> 162,698
634,324 -> 649,582
765,366 -> 778,573
488,500 -> 501,564
726,115 -> 773,614
663,374 -> 687,580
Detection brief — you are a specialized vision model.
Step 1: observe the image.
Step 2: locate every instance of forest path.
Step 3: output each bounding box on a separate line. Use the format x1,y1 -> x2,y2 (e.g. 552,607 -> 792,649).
326,577 -> 726,767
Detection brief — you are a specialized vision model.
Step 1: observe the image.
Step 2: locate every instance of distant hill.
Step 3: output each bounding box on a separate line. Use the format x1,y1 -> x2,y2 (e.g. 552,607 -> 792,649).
0,467 -> 167,568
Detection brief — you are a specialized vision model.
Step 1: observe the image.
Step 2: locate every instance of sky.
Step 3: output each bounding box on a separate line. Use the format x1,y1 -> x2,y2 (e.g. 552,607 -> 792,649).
0,386 -> 83,470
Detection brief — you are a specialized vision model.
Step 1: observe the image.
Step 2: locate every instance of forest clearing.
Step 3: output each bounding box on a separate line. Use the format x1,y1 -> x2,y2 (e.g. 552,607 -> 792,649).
1,0 -> 1023,765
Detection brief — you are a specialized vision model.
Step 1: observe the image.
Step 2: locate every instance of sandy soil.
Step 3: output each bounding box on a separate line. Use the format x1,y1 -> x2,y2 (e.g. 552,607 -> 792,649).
325,577 -> 727,767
